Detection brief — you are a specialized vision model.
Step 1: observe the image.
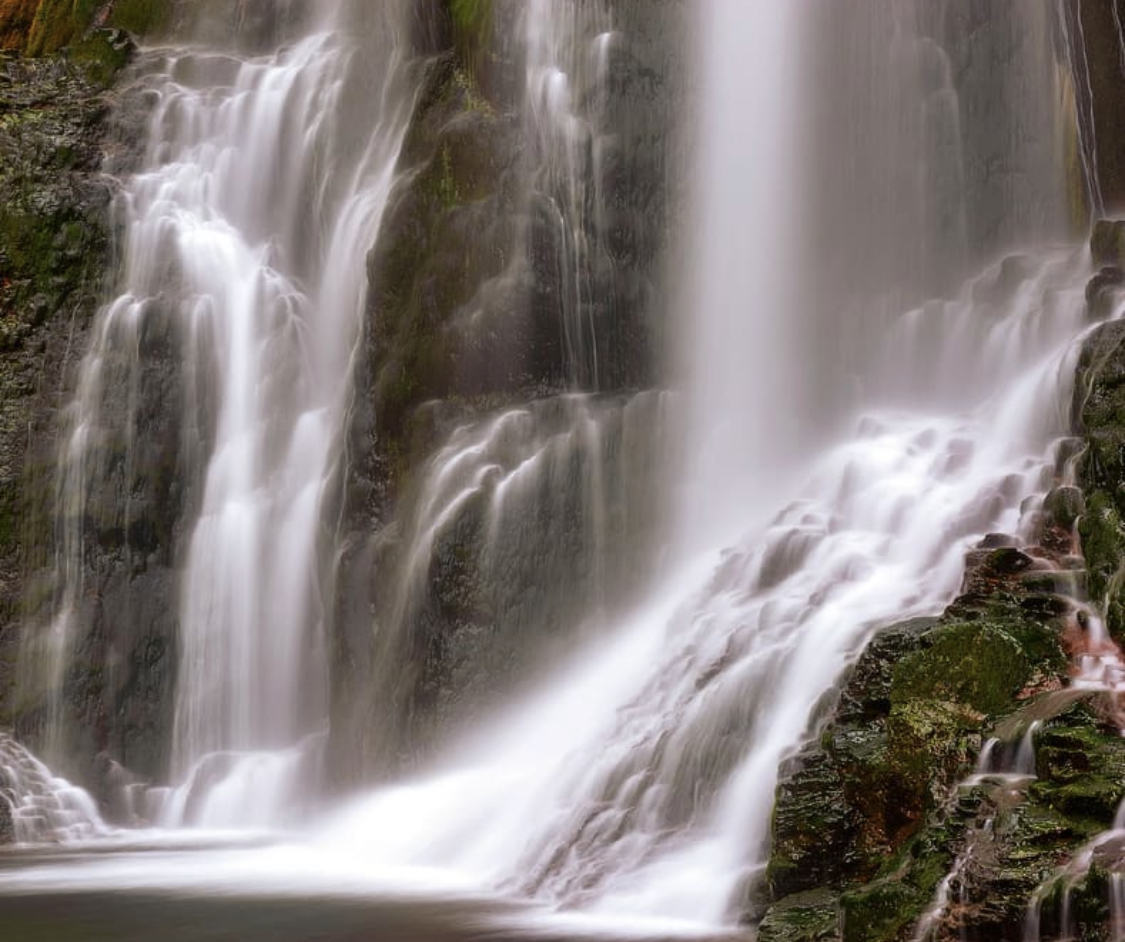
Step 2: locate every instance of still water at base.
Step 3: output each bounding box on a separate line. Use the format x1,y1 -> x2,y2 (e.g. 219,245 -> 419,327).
0,839 -> 746,942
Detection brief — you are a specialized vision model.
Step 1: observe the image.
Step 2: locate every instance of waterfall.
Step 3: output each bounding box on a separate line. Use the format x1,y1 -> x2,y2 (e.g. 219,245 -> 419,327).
0,0 -> 1109,934
23,0 -> 419,823
164,3 -> 416,813
316,0 -> 1086,927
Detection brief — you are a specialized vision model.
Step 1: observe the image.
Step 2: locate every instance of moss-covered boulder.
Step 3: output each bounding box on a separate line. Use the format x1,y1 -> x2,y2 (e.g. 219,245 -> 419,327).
762,543 -> 1082,942
1074,316 -> 1125,641
759,889 -> 843,942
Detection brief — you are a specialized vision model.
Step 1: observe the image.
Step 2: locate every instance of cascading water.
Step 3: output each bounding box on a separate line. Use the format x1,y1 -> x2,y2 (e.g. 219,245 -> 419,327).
22,0 -> 419,824
316,1 -> 1090,927
0,0 -> 1116,938
0,732 -> 104,844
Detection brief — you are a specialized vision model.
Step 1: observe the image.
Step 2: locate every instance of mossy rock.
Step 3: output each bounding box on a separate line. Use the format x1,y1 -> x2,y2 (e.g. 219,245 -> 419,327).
1030,703 -> 1125,826
67,27 -> 134,88
891,621 -> 1030,716
104,0 -> 170,38
769,749 -> 858,898
840,879 -> 927,942
759,889 -> 842,942
1075,318 -> 1125,641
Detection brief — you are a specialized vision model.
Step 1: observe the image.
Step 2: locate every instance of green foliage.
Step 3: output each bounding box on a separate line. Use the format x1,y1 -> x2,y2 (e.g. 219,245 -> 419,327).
68,27 -> 132,86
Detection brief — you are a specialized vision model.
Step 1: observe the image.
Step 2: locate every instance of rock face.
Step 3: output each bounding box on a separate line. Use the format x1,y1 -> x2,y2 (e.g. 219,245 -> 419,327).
329,0 -> 684,780
0,40 -> 125,745
0,18 -> 189,806
1075,313 -> 1125,642
0,0 -> 684,800
759,557 -> 1125,941
1072,2 -> 1125,214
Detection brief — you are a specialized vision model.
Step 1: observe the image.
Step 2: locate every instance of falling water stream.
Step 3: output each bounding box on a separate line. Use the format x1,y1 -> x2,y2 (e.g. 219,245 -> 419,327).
0,0 -> 1113,939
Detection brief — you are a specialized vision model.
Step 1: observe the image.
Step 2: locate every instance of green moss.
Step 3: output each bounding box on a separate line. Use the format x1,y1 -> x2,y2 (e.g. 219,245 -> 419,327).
1029,707 -> 1125,826
68,27 -> 132,87
840,879 -> 926,942
891,622 -> 1029,716
759,890 -> 842,942
1079,490 -> 1125,638
105,0 -> 169,37
448,0 -> 492,54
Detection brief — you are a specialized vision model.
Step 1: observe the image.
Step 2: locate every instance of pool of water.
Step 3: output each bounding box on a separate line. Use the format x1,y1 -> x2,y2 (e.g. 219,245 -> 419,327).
0,840 -> 749,942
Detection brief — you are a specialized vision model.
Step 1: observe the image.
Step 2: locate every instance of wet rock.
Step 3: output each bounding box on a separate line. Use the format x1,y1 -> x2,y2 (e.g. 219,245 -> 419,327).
972,253 -> 1037,305
760,564 -> 1069,940
1090,219 -> 1125,269
0,36 -> 175,799
0,49 -> 123,731
1018,568 -> 1087,597
1073,319 -> 1125,640
840,879 -> 926,942
758,889 -> 842,942
977,532 -> 1018,549
958,546 -> 1035,599
332,1 -> 684,779
1043,486 -> 1085,531
0,795 -> 12,844
1085,265 -> 1125,321
1053,437 -> 1085,476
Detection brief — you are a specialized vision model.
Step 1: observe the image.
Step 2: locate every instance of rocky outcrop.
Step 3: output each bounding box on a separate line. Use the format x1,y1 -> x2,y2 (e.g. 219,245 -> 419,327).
756,227 -> 1125,942
758,555 -> 1125,941
1072,2 -> 1125,214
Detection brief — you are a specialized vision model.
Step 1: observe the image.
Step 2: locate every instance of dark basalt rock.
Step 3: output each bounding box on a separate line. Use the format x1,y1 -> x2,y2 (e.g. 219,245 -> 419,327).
761,580 -> 1092,942
0,49 -> 123,726
0,795 -> 12,844
1043,485 -> 1086,531
1091,220 -> 1125,269
331,1 -> 684,782
0,32 -> 183,806
1085,265 -> 1125,322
